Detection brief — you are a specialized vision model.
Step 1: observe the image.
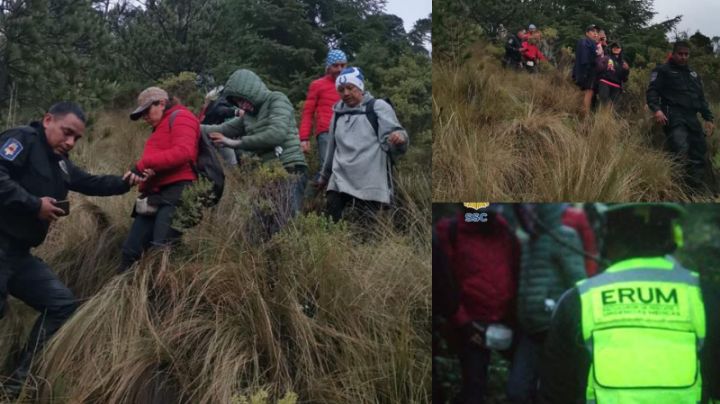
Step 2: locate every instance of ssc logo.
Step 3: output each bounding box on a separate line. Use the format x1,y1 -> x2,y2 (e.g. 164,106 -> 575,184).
465,212 -> 488,223
463,202 -> 490,222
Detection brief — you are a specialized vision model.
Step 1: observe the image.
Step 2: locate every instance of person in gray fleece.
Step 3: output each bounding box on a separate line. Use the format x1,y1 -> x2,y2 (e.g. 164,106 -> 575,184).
316,66 -> 409,222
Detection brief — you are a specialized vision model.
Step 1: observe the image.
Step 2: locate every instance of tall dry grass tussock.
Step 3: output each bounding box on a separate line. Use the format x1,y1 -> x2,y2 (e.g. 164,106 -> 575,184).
0,110 -> 430,403
432,42 -> 708,202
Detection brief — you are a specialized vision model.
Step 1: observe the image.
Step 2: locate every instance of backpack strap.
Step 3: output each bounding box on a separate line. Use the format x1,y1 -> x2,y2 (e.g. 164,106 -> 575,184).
332,99 -> 381,135
168,109 -> 202,176
168,110 -> 181,129
365,98 -> 379,135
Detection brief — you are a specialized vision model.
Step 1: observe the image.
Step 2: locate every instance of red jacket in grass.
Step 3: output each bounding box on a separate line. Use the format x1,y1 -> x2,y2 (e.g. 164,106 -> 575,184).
520,41 -> 547,62
561,207 -> 598,277
136,104 -> 199,193
435,211 -> 520,327
298,74 -> 340,141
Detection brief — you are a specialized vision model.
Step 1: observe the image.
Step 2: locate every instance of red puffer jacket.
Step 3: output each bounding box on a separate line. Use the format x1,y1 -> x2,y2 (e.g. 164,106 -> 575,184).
136,105 -> 199,193
298,74 -> 340,141
435,211 -> 520,327
520,41 -> 547,62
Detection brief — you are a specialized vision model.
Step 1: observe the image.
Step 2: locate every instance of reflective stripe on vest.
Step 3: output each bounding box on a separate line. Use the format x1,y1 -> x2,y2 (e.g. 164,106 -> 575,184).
578,257 -> 706,404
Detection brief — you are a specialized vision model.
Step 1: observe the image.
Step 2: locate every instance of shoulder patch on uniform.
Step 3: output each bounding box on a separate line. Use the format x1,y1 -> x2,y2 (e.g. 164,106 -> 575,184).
1,138 -> 24,161
650,71 -> 658,82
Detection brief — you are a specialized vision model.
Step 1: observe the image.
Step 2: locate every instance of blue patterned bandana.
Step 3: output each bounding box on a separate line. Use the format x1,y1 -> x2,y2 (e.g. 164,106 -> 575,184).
326,49 -> 347,67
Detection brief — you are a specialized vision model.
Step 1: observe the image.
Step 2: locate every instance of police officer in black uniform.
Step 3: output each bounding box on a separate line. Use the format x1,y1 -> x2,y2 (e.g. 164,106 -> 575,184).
646,41 -> 715,194
503,28 -> 524,69
0,102 -> 144,395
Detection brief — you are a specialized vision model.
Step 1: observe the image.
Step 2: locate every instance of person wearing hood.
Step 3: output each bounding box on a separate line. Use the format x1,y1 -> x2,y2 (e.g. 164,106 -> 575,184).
507,204 -> 586,403
202,69 -> 308,214
646,41 -> 715,195
315,67 -> 409,223
596,41 -> 630,106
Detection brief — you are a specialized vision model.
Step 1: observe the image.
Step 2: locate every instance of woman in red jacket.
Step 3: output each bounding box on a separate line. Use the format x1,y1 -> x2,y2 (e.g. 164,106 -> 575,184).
119,86 -> 200,272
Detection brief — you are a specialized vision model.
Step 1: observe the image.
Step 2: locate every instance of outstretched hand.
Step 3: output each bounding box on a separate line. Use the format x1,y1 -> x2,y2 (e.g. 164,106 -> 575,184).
123,171 -> 145,186
209,132 -> 230,147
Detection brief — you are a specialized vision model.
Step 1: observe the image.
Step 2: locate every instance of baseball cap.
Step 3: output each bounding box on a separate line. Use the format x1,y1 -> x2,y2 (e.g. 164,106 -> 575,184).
130,87 -> 168,120
586,24 -> 600,32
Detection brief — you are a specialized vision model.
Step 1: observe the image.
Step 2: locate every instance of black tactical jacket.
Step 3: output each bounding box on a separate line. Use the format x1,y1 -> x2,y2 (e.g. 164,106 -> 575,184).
0,122 -> 130,248
646,61 -> 714,128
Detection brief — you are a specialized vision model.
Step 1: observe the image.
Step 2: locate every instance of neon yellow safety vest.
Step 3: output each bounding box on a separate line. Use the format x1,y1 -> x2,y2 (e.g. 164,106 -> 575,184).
578,257 -> 706,404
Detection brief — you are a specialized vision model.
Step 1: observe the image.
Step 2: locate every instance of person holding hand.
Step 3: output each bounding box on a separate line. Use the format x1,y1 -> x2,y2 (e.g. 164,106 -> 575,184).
0,102 -> 136,396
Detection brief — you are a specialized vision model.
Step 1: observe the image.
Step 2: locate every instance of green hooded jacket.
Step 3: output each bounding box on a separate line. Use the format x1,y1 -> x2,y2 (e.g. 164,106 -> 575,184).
201,69 -> 306,168
517,204 -> 587,334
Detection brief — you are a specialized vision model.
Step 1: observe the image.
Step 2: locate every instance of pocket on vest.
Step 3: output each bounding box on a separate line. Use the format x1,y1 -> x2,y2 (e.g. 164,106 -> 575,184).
593,327 -> 698,389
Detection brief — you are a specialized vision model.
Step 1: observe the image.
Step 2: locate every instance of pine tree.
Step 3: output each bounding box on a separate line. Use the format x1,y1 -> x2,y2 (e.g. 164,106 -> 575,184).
1,0 -> 117,115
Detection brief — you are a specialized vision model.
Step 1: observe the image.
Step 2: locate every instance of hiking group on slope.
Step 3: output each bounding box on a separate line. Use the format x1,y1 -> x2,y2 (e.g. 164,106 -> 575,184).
0,48 -> 410,397
573,24 -> 631,114
575,31 -> 715,196
503,24 -> 547,73
504,22 -> 716,196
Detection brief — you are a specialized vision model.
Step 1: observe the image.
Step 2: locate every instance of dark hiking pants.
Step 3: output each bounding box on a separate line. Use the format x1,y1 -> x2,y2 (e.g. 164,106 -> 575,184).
0,244 -> 77,385
665,122 -> 708,193
598,82 -> 622,105
325,191 -> 383,224
119,205 -> 181,272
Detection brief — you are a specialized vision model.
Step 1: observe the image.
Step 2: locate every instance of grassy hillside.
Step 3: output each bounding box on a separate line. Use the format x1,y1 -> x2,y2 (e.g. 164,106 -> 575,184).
0,111 -> 431,403
433,42 -> 720,202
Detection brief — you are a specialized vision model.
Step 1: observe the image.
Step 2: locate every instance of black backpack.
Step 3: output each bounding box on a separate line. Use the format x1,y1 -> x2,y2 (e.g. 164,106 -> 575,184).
201,96 -> 237,125
332,98 -> 404,166
169,110 -> 225,206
